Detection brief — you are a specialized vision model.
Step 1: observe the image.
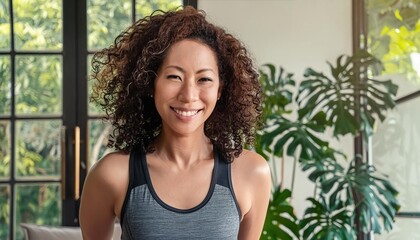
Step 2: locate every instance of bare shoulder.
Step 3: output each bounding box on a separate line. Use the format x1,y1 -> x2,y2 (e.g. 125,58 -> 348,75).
231,149 -> 271,238
84,151 -> 130,201
231,149 -> 271,207
89,151 -> 129,180
80,151 -> 130,239
233,149 -> 270,179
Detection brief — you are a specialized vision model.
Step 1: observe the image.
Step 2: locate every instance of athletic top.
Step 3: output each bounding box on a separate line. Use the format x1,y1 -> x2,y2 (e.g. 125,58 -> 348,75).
119,146 -> 241,240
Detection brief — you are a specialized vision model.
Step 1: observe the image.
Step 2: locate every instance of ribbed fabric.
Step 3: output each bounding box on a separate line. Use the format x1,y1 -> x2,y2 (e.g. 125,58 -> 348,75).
119,147 -> 241,240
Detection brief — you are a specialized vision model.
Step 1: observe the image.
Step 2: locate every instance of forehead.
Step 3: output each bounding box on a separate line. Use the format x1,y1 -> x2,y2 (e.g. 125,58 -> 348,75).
161,39 -> 218,70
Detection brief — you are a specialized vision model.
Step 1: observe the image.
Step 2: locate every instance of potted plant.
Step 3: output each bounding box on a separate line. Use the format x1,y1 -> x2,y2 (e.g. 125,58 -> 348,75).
258,50 -> 400,240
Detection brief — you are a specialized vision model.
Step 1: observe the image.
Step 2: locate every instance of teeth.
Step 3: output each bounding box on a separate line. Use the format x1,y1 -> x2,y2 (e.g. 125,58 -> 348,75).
173,108 -> 199,117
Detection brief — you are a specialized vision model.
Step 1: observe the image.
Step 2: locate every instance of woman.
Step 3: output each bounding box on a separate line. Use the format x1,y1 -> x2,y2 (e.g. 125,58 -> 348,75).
79,6 -> 271,240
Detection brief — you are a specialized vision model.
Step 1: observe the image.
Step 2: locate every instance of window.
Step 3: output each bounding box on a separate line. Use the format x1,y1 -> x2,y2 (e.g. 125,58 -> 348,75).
373,97 -> 420,239
0,1 -> 195,239
366,0 -> 420,98
361,0 -> 420,238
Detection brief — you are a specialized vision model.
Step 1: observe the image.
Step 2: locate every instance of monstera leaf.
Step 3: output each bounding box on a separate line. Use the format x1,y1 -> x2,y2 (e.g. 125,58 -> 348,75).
259,64 -> 295,118
302,157 -> 400,234
255,64 -> 296,160
300,197 -> 355,240
259,113 -> 330,161
261,188 -> 300,240
296,50 -> 398,137
348,162 -> 400,233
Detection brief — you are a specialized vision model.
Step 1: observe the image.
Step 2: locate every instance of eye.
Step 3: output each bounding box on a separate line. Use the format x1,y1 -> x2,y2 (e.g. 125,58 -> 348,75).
199,77 -> 213,82
167,75 -> 181,80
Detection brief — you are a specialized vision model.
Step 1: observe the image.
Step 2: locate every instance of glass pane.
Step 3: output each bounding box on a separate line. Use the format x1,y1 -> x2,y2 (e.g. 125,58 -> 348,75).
0,121 -> 11,179
135,0 -> 183,20
373,97 -> 420,212
366,1 -> 420,97
15,55 -> 62,116
88,119 -> 111,168
13,0 -> 62,51
375,217 -> 420,239
0,56 -> 11,115
0,0 -> 11,50
0,185 -> 10,240
14,183 -> 61,240
87,0 -> 132,51
15,120 -> 61,179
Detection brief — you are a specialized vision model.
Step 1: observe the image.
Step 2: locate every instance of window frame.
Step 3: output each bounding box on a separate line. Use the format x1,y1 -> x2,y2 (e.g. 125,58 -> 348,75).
353,0 -> 420,239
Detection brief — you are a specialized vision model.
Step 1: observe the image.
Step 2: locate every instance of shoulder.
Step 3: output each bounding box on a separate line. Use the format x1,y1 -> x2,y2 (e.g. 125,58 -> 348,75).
82,151 -> 130,205
231,149 -> 271,205
80,151 -> 130,238
230,149 -> 271,237
87,151 -> 130,185
232,149 -> 270,181
90,151 -> 129,176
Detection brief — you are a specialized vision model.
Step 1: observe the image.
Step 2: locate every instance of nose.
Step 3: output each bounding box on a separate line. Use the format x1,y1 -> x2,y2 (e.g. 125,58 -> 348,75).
178,80 -> 199,103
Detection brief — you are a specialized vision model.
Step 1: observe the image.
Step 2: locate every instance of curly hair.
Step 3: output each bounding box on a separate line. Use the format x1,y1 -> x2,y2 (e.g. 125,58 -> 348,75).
90,6 -> 262,162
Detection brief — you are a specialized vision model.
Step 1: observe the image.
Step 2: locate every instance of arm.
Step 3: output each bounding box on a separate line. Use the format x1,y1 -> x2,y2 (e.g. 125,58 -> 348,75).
79,153 -> 128,240
235,152 -> 271,240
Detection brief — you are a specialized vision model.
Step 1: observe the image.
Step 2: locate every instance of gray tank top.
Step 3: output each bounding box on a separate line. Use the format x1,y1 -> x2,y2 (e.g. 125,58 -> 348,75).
119,146 -> 241,239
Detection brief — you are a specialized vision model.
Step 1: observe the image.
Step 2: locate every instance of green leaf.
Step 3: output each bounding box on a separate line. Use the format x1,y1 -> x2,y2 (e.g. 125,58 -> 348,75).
300,197 -> 355,240
261,188 -> 300,239
259,64 -> 296,119
297,50 -> 398,138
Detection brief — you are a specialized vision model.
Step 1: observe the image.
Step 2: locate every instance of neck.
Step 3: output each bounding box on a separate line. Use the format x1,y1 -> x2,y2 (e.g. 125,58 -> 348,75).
153,129 -> 213,168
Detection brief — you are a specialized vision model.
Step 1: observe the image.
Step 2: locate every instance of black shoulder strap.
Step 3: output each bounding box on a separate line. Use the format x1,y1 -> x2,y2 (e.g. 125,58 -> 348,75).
133,147 -> 147,187
120,147 -> 146,226
215,147 -> 230,188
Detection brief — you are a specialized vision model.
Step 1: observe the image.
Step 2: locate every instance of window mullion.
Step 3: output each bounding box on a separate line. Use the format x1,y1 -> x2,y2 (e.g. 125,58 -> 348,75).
62,0 -> 79,226
8,0 -> 16,237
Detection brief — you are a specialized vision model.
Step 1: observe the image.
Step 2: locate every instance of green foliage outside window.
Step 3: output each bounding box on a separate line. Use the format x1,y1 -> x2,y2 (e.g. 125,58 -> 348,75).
0,185 -> 10,240
13,0 -> 62,50
0,1 -> 11,51
14,184 -> 61,240
367,0 -> 420,83
87,0 -> 182,50
87,0 -> 132,50
135,0 -> 182,19
0,57 -> 11,115
15,56 -> 62,115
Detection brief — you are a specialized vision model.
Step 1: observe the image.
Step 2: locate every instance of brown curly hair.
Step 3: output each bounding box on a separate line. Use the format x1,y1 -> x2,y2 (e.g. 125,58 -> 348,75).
90,6 -> 262,162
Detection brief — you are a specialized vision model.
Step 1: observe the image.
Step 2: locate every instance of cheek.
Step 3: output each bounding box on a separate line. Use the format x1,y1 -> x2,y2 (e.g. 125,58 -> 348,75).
154,80 -> 178,99
206,82 -> 221,101
153,84 -> 169,112
201,89 -> 219,105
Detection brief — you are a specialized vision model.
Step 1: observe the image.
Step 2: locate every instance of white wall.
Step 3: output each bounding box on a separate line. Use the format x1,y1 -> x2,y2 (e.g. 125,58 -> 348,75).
198,0 -> 353,216
198,0 -> 352,74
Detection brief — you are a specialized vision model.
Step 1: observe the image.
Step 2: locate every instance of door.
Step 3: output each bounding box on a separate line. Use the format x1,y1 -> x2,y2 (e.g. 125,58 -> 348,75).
0,1 -> 66,239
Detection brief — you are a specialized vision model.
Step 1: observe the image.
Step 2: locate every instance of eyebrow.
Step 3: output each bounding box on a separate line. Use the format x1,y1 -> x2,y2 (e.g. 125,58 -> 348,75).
165,65 -> 215,74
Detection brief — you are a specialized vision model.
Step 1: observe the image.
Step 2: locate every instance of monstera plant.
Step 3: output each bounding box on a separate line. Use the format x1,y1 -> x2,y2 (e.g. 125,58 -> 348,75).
257,50 -> 400,240
257,66 -> 301,240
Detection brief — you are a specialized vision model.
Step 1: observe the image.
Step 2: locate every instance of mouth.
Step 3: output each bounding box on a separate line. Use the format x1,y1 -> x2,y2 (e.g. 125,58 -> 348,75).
171,107 -> 202,117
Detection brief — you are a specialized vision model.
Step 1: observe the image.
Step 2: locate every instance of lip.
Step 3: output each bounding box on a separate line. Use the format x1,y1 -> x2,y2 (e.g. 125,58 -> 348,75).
170,107 -> 203,119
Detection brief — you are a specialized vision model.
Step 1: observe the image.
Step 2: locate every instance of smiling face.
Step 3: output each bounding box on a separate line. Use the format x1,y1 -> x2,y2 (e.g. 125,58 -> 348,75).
154,39 -> 220,137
